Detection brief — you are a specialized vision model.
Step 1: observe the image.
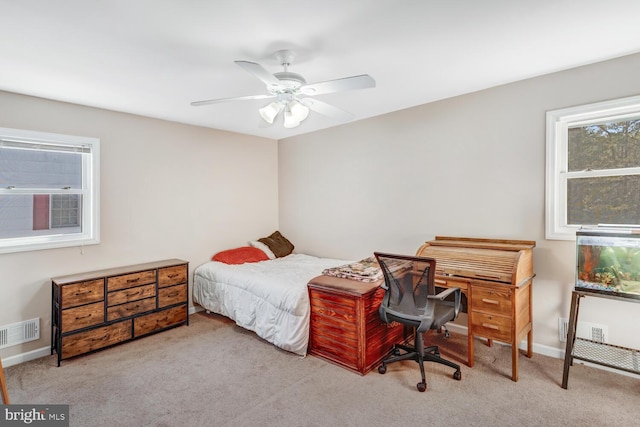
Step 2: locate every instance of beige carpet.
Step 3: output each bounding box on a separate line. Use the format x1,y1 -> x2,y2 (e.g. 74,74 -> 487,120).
4,312 -> 640,427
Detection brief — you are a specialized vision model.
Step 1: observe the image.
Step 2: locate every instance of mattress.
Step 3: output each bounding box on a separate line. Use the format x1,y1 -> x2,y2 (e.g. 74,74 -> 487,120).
193,253 -> 350,355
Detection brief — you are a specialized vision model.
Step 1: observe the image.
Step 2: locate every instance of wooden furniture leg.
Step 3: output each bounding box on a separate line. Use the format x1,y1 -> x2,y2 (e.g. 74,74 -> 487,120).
0,357 -> 9,404
468,329 -> 474,367
512,343 -> 519,382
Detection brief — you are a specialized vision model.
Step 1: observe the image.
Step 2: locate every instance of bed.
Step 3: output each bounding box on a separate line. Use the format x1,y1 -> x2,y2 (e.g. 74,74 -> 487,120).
193,253 -> 350,355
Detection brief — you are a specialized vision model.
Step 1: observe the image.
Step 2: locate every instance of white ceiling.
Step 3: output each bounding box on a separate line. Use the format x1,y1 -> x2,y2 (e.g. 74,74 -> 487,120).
2,1 -> 640,141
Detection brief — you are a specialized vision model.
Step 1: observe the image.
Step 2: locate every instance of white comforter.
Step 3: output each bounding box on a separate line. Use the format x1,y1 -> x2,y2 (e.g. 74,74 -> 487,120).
193,254 -> 350,355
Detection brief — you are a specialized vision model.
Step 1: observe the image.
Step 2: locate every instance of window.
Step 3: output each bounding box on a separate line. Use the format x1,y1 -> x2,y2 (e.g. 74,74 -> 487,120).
0,127 -> 100,253
546,96 -> 640,240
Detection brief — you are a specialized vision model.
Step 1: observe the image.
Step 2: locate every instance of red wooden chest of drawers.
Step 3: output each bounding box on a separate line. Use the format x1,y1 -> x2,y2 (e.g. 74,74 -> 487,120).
307,275 -> 410,375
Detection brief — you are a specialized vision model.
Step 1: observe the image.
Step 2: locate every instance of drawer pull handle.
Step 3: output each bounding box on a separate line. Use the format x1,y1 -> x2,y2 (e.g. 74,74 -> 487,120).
74,290 -> 92,295
481,323 -> 500,330
76,314 -> 92,320
127,278 -> 140,283
481,298 -> 499,305
167,274 -> 179,279
167,291 -> 179,297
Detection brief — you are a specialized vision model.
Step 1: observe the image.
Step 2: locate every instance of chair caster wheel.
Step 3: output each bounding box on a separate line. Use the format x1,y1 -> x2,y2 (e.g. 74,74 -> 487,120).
445,330 -> 451,338
417,381 -> 427,392
393,348 -> 401,356
453,370 -> 461,381
378,364 -> 387,374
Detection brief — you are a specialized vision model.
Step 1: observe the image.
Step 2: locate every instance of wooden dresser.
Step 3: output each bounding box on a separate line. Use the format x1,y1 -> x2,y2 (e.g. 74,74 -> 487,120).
416,236 -> 535,381
307,275 -> 410,375
52,259 -> 189,365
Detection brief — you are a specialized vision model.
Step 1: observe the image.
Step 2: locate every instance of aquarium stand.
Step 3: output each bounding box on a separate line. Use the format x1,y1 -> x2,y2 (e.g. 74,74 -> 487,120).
562,290 -> 640,389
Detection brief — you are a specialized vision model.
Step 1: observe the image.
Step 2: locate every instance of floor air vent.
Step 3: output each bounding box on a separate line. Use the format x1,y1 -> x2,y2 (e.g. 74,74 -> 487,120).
0,318 -> 40,349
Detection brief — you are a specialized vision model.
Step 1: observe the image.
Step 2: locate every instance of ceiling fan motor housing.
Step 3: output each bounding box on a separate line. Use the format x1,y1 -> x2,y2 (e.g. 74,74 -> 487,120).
273,71 -> 306,90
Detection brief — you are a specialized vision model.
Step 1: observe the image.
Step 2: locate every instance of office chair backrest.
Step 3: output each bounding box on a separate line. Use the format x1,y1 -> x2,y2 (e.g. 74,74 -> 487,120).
374,252 -> 436,318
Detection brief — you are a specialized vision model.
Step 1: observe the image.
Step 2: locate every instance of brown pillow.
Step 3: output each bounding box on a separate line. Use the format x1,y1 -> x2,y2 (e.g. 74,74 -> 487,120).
258,231 -> 294,258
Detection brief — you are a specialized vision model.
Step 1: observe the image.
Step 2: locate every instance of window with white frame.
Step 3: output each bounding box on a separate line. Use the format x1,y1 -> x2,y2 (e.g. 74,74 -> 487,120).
0,127 -> 100,253
546,95 -> 640,240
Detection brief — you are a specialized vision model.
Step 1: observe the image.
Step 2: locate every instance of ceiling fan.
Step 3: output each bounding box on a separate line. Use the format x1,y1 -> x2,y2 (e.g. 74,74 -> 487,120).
191,49 -> 376,129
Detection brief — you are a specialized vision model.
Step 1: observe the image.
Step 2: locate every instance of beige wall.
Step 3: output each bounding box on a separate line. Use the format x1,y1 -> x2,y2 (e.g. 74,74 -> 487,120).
0,91 -> 278,361
3,52 -> 640,365
278,52 -> 640,355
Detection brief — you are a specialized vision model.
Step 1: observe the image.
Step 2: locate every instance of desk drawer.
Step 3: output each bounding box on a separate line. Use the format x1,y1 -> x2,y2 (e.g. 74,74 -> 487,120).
472,287 -> 512,315
61,279 -> 104,308
471,312 -> 512,342
434,277 -> 469,291
61,301 -> 105,332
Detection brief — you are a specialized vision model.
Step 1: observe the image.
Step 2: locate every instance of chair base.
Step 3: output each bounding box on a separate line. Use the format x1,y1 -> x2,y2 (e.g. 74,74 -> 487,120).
378,329 -> 461,392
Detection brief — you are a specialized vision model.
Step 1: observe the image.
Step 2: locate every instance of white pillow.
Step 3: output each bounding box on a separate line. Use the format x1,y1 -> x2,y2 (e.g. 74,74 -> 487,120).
249,240 -> 276,259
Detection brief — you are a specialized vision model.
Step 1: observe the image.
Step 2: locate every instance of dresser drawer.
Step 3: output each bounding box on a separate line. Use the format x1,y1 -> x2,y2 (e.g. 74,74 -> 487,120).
107,297 -> 156,321
158,283 -> 187,308
60,279 -> 104,308
107,270 -> 157,292
472,286 -> 512,315
61,301 -> 105,332
108,283 -> 156,306
309,288 -> 358,311
133,305 -> 187,336
61,320 -> 132,359
471,312 -> 512,342
310,297 -> 358,330
158,265 -> 187,287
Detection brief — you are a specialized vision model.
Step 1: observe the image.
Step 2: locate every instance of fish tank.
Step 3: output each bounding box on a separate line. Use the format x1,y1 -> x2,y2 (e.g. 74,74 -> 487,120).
576,227 -> 640,300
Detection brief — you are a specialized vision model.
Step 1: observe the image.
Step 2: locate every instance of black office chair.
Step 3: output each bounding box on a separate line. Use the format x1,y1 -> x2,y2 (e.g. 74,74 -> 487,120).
374,252 -> 462,392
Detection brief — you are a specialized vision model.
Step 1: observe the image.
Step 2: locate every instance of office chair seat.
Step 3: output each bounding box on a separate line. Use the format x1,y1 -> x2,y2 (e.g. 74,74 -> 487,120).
374,252 -> 462,392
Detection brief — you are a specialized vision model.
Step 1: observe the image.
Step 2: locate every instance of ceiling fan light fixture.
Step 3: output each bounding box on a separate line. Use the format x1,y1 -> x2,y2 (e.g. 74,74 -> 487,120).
289,100 -> 309,122
283,109 -> 300,128
259,101 -> 282,124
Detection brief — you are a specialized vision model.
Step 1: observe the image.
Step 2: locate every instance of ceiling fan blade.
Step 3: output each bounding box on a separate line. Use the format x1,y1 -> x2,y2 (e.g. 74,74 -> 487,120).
234,60 -> 282,88
191,94 -> 274,107
300,74 -> 375,96
299,98 -> 354,122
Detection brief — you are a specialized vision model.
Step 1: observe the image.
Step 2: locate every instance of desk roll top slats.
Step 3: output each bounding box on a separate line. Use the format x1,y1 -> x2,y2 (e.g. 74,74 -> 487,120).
416,236 -> 535,381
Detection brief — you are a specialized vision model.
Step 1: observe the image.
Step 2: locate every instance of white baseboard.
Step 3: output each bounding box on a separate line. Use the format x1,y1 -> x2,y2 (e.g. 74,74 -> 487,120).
2,346 -> 51,367
1,305 -> 203,368
448,323 -> 640,379
3,314 -> 639,380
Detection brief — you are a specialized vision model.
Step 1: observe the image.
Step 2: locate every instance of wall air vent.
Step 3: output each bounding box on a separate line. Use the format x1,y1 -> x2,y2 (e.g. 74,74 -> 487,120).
0,318 -> 40,349
559,317 -> 608,343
